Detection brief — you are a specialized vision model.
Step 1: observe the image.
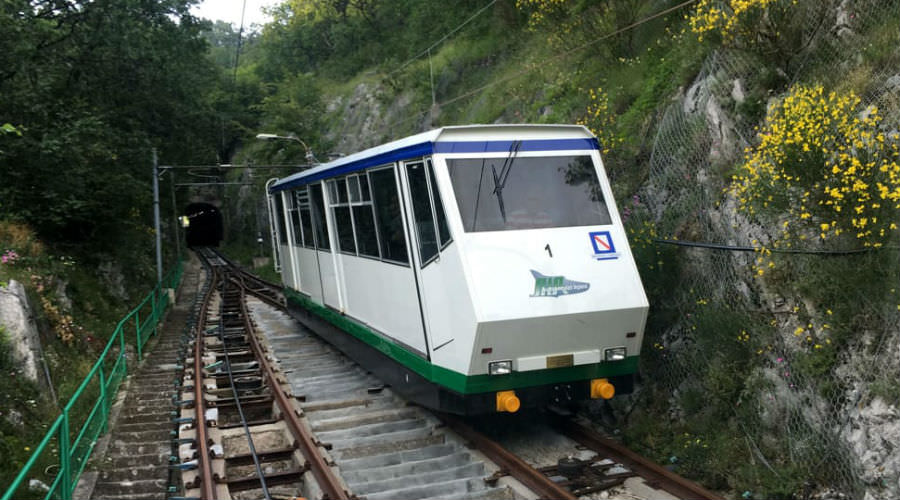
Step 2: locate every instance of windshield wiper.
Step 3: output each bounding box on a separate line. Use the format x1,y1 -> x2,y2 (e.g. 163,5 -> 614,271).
491,140 -> 521,222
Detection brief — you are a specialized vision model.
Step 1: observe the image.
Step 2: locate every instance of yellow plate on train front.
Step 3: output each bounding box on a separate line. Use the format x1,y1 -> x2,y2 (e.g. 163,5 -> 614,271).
546,354 -> 574,369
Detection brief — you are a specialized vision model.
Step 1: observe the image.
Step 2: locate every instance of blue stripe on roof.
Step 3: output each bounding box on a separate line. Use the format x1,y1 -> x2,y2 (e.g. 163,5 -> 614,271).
433,138 -> 599,154
270,137 -> 599,192
272,142 -> 434,192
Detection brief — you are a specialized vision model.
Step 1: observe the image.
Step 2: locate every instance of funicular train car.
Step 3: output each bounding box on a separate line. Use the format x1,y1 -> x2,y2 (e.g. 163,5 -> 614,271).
266,124 -> 648,414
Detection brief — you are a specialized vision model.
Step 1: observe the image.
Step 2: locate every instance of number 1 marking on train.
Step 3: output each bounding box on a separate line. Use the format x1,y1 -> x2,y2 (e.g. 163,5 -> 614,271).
545,244 -> 553,257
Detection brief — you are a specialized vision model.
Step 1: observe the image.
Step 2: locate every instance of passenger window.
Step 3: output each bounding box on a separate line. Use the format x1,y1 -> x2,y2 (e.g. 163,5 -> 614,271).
273,193 -> 285,246
309,183 -> 330,251
348,175 -> 362,203
297,188 -> 314,249
370,167 -> 409,264
328,179 -> 356,255
332,178 -> 348,203
352,174 -> 379,258
288,191 -> 303,246
427,159 -> 452,248
406,161 -> 439,264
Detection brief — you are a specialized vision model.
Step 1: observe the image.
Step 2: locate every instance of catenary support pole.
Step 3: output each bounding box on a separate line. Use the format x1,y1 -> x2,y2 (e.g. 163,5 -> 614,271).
169,171 -> 180,259
152,148 -> 163,284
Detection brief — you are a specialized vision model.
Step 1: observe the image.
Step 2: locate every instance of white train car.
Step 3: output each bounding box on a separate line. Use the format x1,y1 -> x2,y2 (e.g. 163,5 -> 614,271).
267,124 -> 648,414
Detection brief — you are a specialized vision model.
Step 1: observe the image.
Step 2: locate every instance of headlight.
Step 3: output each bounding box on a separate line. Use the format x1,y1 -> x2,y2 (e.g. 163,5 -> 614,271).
488,360 -> 513,375
604,347 -> 626,361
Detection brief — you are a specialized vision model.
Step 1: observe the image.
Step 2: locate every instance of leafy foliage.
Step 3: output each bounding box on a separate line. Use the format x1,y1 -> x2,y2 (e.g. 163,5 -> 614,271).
258,0 -> 511,79
0,0 -> 223,246
730,85 -> 900,256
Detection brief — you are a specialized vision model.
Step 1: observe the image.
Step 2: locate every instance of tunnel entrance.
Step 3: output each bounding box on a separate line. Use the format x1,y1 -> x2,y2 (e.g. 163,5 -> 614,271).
184,202 -> 223,247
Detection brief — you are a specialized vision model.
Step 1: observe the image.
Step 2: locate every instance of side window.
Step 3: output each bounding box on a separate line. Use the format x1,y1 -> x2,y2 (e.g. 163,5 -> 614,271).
370,167 -> 409,264
350,174 -> 380,258
427,159 -> 452,248
297,188 -> 314,249
273,193 -> 285,246
406,161 -> 439,264
309,183 -> 330,251
328,178 -> 356,254
288,190 -> 303,246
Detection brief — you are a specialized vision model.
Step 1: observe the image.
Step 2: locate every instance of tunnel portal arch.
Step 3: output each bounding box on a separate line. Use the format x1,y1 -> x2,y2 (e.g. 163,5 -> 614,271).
184,202 -> 223,247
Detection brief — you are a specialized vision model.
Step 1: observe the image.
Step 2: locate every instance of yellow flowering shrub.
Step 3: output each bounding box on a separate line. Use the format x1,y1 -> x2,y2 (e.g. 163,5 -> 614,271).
688,0 -> 779,39
687,0 -> 807,55
731,84 -> 900,250
515,0 -> 568,29
577,87 -> 622,155
514,0 -> 588,50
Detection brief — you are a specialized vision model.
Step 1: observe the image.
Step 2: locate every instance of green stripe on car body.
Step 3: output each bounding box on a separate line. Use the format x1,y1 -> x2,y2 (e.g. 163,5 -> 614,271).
285,288 -> 639,395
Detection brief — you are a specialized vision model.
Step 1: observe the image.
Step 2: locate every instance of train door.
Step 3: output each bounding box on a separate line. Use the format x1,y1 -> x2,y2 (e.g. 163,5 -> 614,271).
401,158 -> 455,354
296,186 -> 324,304
280,191 -> 301,290
315,181 -> 345,310
285,190 -> 304,291
265,179 -> 282,273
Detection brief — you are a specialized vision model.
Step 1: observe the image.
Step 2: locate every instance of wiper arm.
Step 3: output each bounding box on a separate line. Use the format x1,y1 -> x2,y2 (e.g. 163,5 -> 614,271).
472,160 -> 486,230
491,164 -> 507,221
493,140 -> 521,193
490,140 -> 521,222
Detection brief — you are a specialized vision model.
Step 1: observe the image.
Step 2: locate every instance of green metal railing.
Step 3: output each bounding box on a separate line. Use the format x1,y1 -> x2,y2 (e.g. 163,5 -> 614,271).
1,260 -> 184,500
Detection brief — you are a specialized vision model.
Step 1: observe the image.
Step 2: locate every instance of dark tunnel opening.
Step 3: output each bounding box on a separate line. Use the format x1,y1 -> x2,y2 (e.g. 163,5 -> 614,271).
184,202 -> 223,247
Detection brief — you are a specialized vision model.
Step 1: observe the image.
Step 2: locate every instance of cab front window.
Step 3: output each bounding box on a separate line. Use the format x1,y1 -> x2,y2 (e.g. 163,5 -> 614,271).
447,155 -> 612,232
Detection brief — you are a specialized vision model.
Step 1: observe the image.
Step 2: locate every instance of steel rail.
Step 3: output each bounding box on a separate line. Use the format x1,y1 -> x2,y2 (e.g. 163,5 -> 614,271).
552,416 -> 722,500
231,273 -> 351,500
217,276 -> 273,499
193,262 -> 219,500
206,247 -> 719,500
207,248 -> 285,309
438,414 -> 577,500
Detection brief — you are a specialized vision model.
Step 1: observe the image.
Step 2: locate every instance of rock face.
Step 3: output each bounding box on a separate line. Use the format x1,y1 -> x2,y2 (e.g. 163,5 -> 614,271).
324,81 -> 416,155
0,280 -> 42,383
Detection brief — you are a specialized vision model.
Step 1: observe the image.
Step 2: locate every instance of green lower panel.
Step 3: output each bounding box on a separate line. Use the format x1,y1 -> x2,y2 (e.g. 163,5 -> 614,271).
285,288 -> 639,395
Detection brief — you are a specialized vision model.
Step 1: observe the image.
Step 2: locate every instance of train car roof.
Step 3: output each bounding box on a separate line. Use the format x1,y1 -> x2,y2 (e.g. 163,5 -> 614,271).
269,124 -> 598,193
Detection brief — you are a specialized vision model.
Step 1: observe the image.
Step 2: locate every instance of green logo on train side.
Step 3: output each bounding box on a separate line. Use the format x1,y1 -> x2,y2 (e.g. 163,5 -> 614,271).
529,270 -> 590,298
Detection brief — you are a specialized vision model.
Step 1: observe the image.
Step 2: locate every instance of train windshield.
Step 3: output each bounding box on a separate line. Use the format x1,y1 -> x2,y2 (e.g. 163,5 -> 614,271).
447,155 -> 612,232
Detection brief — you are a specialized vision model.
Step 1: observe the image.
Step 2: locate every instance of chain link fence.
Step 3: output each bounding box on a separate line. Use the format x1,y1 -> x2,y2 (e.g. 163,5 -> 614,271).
623,1 -> 900,497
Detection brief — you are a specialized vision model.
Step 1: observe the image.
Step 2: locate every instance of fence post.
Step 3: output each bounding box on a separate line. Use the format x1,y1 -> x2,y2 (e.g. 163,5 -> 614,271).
99,365 -> 108,434
135,310 -> 142,359
119,326 -> 127,374
151,286 -> 159,337
59,410 -> 72,500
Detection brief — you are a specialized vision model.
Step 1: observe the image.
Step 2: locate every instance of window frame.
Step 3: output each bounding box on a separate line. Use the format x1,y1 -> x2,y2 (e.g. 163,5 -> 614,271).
405,158 -> 453,269
295,188 -> 315,249
327,178 -> 358,256
272,192 -> 286,248
369,164 -> 411,267
426,158 -> 453,253
444,152 -> 612,233
348,173 -> 381,260
285,190 -> 304,247
308,182 -> 331,252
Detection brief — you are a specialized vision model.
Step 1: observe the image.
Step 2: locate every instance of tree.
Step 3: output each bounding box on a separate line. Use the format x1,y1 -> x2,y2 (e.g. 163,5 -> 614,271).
0,0 -> 222,245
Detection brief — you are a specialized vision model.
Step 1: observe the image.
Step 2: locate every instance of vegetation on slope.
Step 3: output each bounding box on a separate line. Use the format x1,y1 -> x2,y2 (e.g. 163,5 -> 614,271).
2,0 -> 898,497
226,1 -> 899,498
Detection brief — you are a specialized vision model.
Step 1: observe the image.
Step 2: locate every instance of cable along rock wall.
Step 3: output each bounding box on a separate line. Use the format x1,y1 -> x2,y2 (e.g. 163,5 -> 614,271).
628,0 -> 900,498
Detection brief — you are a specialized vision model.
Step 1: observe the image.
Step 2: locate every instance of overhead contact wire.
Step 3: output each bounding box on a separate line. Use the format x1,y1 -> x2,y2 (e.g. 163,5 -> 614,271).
387,0 -> 499,77
383,0 -> 701,132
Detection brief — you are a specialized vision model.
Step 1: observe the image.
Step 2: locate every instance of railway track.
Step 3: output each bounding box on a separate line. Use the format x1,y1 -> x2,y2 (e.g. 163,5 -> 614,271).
173,248 -> 349,499
169,247 -> 721,500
